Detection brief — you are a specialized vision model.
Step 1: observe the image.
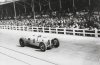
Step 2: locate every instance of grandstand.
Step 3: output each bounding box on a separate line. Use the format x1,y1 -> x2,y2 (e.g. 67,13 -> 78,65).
0,0 -> 100,18
0,0 -> 100,37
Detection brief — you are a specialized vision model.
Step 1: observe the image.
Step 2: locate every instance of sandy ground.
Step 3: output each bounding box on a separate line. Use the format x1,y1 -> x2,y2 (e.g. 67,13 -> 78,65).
0,29 -> 100,65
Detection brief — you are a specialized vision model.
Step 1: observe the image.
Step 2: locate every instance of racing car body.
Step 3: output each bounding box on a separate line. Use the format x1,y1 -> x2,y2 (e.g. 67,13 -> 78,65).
19,35 -> 59,52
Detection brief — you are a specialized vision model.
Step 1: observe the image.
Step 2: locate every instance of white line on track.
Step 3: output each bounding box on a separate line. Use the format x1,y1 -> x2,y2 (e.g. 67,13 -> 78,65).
0,52 -> 31,65
0,46 -> 58,65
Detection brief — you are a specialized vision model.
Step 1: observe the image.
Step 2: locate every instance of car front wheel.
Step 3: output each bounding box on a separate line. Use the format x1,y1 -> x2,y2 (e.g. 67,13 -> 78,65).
39,42 -> 46,52
52,38 -> 59,48
19,39 -> 25,47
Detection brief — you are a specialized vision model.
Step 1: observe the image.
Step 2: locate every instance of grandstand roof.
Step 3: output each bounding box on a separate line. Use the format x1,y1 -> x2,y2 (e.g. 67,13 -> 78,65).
0,0 -> 100,19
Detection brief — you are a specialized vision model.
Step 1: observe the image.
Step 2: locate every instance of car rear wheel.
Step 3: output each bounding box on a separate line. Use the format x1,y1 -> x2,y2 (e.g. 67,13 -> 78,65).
19,39 -> 25,47
39,42 -> 46,52
52,38 -> 59,48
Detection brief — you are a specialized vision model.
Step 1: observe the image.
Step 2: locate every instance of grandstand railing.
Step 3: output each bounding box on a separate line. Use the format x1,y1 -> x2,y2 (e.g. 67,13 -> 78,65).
0,25 -> 100,37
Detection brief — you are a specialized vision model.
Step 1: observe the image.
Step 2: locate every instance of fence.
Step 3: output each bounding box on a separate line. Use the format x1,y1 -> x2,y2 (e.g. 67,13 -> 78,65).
0,25 -> 100,37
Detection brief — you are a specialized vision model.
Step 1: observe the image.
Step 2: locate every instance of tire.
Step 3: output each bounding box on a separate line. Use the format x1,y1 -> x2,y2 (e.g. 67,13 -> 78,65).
39,42 -> 46,52
19,39 -> 25,47
52,38 -> 59,48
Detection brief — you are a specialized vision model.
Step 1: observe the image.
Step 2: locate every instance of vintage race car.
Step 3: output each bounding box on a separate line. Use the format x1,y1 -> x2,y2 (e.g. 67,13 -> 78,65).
19,35 -> 60,52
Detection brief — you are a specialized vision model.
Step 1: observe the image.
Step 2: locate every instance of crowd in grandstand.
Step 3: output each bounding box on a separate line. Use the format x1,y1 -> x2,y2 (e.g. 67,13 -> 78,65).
0,12 -> 100,30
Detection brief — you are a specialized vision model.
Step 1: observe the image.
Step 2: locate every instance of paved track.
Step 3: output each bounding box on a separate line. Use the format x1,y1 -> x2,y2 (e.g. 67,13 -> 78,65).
0,46 -> 56,65
0,29 -> 100,65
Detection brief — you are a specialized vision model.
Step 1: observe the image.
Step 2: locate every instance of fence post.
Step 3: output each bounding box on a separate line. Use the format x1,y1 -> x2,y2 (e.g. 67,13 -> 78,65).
43,27 -> 44,33
37,27 -> 38,32
95,28 -> 98,37
73,29 -> 75,35
49,27 -> 51,33
56,28 -> 58,34
64,28 -> 66,35
83,29 -> 85,36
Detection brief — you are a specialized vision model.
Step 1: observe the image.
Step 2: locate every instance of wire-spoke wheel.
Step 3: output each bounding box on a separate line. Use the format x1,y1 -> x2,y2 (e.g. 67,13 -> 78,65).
52,38 -> 59,48
39,42 -> 46,52
19,39 -> 25,47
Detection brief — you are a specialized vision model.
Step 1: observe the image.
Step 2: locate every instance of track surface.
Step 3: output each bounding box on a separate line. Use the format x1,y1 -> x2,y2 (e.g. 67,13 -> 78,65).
0,46 -> 56,65
0,29 -> 100,65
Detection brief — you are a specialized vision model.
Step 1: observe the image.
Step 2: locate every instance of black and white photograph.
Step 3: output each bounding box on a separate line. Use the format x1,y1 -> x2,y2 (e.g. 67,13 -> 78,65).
0,0 -> 100,65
